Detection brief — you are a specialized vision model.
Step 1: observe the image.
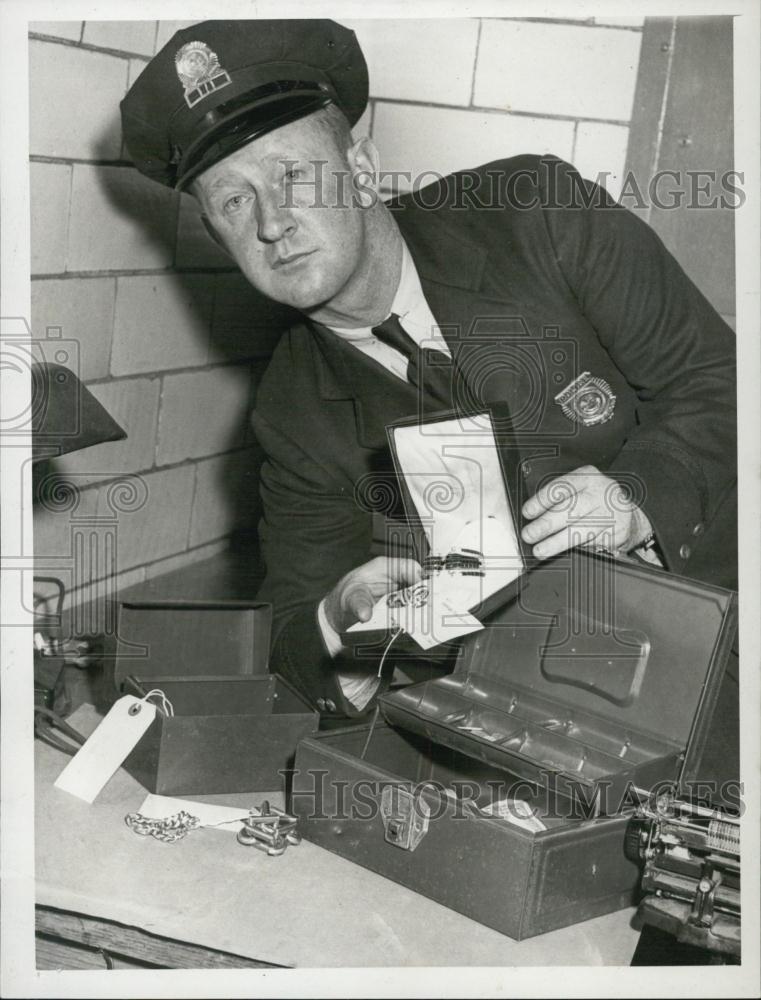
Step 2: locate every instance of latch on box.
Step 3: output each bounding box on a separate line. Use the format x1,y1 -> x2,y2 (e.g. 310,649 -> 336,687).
380,785 -> 430,851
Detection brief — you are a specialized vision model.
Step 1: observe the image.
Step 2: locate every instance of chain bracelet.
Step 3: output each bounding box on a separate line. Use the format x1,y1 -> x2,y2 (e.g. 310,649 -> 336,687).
125,809 -> 201,843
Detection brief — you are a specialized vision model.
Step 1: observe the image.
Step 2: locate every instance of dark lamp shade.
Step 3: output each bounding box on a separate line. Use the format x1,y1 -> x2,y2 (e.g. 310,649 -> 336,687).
31,363 -> 126,462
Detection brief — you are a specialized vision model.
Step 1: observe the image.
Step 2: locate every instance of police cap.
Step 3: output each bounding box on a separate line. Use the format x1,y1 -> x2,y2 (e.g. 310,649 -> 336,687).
121,19 -> 368,191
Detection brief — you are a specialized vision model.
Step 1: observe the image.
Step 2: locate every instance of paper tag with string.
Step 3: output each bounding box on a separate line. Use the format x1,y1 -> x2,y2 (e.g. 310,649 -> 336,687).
54,694 -> 162,803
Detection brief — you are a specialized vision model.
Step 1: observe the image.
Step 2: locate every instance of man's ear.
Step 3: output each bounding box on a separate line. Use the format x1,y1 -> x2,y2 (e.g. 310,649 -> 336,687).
347,136 -> 380,208
200,214 -> 232,256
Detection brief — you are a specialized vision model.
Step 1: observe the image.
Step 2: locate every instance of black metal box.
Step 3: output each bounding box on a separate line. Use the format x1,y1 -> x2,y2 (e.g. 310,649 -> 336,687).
292,719 -> 638,941
114,600 -> 318,795
379,554 -> 737,814
292,553 -> 737,939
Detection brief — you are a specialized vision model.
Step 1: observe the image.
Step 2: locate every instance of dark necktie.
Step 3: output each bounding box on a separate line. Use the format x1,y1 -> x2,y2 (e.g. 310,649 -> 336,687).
371,313 -> 454,409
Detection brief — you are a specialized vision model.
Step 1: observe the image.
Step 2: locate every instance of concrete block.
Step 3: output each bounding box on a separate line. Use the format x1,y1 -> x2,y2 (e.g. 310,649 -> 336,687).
50,376 -> 161,485
111,274 -> 213,376
573,121 -> 631,202
474,19 -> 642,121
373,102 -> 574,189
68,165 -> 178,271
93,463 -> 195,571
31,277 -> 116,382
341,18 -> 479,106
33,477 -> 99,566
210,272 -> 296,363
141,539 -> 228,582
82,21 -> 157,56
66,564 -> 147,622
189,448 -> 263,548
30,162 -> 71,275
30,22 -> 83,41
30,40 -> 127,161
154,21 -> 198,52
156,365 -> 252,465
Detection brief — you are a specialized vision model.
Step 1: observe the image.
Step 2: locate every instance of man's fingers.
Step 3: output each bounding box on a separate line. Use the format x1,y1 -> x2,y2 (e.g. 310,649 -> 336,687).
332,557 -> 423,630
522,466 -> 599,520
532,524 -> 602,561
364,556 -> 422,594
522,496 -> 608,545
388,557 -> 423,589
343,582 -> 376,622
522,475 -> 581,520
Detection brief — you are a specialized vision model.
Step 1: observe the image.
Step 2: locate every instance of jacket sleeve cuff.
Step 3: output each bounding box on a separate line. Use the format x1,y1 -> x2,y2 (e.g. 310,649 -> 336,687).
609,445 -> 705,575
317,597 -> 344,657
273,603 -> 382,719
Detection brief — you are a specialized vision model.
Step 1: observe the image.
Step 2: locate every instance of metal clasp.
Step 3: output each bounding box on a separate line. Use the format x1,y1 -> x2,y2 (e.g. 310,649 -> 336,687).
380,785 -> 430,852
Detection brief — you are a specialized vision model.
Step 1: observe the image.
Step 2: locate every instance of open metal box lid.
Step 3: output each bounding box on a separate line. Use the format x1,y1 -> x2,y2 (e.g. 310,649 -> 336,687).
380,552 -> 737,812
113,599 -> 272,690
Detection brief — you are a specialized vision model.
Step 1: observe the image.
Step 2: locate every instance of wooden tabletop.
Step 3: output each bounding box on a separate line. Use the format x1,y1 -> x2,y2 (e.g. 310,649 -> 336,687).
36,703 -> 640,969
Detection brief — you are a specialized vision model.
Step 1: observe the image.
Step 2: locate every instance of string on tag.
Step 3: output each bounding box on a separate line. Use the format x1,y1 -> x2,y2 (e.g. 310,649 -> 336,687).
360,628 -> 403,762
376,624 -> 403,678
127,688 -> 175,719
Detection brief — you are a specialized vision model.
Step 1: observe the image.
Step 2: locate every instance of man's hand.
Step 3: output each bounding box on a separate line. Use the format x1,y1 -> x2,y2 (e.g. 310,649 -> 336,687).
521,465 -> 641,560
323,556 -> 423,634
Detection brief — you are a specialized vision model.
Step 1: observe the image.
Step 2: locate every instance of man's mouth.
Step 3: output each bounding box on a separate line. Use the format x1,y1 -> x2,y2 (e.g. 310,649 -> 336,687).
272,250 -> 317,269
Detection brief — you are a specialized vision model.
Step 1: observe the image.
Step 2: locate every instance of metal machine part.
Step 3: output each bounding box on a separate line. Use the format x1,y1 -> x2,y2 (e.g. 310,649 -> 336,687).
236,801 -> 302,856
626,790 -> 740,958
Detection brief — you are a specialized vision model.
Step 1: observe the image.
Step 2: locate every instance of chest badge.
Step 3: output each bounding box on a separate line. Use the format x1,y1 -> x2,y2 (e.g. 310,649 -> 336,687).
175,41 -> 232,109
555,371 -> 616,426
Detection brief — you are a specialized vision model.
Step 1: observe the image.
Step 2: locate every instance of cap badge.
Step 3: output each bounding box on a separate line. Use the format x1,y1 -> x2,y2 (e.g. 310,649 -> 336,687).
174,41 -> 232,109
554,371 -> 616,426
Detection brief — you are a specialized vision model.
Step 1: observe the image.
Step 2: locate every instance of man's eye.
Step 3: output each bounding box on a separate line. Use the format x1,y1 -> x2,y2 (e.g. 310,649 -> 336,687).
284,167 -> 303,181
223,194 -> 250,213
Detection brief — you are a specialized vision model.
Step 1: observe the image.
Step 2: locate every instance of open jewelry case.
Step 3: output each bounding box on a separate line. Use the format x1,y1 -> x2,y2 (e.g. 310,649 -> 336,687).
345,410 -> 532,650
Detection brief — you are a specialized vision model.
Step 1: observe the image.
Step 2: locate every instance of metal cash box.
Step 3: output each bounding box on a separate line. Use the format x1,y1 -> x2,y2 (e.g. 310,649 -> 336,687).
113,599 -> 317,796
292,409 -> 738,940
293,555 -> 736,939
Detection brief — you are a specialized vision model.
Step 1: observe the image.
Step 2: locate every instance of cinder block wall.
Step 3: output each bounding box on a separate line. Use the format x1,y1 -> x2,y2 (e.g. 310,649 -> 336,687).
30,16 -> 642,616
30,19 -> 293,614
345,16 -> 644,200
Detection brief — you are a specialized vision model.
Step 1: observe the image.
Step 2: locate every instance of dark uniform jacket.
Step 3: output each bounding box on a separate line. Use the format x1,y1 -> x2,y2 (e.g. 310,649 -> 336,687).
251,155 -> 737,719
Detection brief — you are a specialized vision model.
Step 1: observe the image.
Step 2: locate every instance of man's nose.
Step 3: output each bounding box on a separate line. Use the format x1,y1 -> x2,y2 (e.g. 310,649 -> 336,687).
255,189 -> 296,243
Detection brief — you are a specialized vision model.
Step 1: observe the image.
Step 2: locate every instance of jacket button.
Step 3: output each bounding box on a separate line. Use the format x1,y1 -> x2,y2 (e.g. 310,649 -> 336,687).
521,461 -> 532,476
325,699 -> 336,712
679,544 -> 691,560
316,697 -> 326,711
693,522 -> 704,536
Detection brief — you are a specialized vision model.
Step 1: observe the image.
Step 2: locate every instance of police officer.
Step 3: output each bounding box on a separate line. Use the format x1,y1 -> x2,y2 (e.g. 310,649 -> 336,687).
122,20 -> 737,719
